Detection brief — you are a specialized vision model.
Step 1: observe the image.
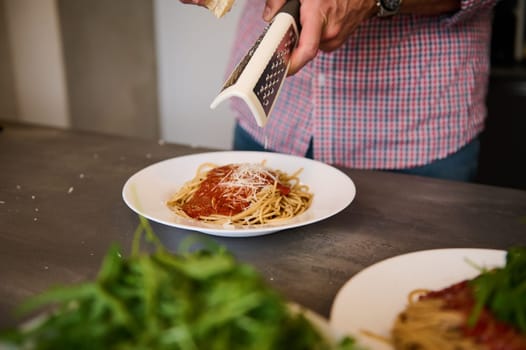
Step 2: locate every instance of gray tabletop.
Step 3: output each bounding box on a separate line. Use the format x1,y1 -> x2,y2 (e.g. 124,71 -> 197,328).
1,123 -> 525,329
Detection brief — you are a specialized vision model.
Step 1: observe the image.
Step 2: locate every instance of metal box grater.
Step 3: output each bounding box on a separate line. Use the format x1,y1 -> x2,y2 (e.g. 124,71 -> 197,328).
210,0 -> 301,127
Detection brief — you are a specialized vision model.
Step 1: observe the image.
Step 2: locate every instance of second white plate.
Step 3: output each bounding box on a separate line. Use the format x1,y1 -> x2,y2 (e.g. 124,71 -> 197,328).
122,151 -> 356,237
329,248 -> 506,350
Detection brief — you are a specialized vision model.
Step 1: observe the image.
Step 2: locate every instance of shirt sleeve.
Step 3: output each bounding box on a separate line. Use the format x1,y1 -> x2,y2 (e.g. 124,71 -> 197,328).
443,0 -> 499,26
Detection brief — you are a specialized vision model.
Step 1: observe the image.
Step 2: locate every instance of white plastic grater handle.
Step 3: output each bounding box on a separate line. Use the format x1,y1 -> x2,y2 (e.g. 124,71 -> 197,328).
210,11 -> 299,127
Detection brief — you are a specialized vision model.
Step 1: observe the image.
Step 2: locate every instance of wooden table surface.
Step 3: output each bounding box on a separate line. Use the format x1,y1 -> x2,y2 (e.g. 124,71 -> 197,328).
1,123 -> 525,330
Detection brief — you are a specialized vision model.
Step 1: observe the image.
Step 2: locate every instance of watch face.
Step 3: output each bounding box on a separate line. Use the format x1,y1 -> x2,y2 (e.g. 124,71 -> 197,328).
381,0 -> 400,12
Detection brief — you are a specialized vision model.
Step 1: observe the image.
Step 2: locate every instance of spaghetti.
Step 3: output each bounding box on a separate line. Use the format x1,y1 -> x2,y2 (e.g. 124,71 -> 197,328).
360,249 -> 526,349
391,286 -> 479,350
166,162 -> 313,226
391,281 -> 526,349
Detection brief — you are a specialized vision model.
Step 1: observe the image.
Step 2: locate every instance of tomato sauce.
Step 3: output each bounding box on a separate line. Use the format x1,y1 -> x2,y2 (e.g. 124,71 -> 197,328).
422,281 -> 526,349
182,164 -> 290,218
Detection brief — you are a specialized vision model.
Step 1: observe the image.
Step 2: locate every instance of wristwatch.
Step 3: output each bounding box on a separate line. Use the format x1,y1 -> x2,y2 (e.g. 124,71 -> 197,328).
376,0 -> 402,17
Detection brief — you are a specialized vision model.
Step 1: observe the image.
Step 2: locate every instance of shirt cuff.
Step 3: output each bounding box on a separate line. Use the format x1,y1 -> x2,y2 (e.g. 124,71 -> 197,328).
443,0 -> 498,26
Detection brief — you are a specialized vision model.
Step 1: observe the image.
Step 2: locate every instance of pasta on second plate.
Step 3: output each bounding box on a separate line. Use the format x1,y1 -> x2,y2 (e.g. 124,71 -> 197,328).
391,248 -> 526,350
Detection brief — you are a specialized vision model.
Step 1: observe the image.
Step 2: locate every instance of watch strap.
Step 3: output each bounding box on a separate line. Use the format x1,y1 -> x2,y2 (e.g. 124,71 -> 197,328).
376,0 -> 402,17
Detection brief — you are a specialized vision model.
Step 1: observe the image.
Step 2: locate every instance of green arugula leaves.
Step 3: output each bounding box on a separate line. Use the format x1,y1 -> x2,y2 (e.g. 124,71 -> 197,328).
469,247 -> 526,332
0,217 -> 359,350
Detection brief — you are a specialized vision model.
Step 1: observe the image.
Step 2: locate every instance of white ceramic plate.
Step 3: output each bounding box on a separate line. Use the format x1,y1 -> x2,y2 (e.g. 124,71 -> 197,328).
122,151 -> 355,237
329,248 -> 506,350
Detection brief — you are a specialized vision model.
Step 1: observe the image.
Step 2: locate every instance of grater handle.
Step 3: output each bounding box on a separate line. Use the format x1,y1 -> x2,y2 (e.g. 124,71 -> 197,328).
279,0 -> 301,32
210,0 -> 302,127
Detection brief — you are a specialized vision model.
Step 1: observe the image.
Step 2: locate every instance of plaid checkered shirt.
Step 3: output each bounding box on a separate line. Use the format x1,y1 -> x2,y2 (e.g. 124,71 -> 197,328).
228,0 -> 497,169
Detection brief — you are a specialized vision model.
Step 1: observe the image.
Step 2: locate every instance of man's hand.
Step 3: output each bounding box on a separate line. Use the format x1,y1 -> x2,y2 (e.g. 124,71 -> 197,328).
264,0 -> 377,75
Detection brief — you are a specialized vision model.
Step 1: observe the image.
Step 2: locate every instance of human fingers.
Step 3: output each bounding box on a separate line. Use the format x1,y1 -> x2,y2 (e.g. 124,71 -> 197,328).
263,0 -> 288,21
317,0 -> 376,52
287,0 -> 375,74
287,6 -> 325,75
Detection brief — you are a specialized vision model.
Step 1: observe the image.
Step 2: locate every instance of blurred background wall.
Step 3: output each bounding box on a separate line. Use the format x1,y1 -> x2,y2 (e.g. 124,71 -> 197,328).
1,0 -> 68,128
0,0 -> 17,123
0,0 -> 240,147
0,0 -> 525,189
57,0 -> 159,139
154,0 -> 240,149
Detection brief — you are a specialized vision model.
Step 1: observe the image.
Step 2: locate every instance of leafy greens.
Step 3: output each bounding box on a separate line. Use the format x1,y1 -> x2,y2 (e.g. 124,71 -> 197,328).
0,216 -> 360,350
469,246 -> 526,332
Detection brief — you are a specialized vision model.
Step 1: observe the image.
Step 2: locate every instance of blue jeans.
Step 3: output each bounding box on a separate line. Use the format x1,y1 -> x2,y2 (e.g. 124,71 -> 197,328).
233,123 -> 480,182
